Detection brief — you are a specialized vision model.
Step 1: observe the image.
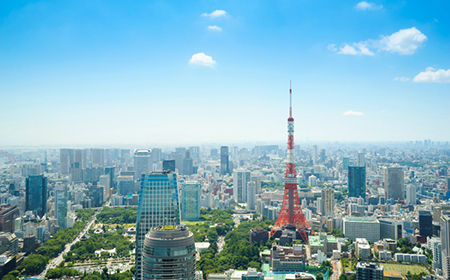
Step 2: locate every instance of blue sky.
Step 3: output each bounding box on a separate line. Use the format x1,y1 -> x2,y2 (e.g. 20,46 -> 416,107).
0,0 -> 449,146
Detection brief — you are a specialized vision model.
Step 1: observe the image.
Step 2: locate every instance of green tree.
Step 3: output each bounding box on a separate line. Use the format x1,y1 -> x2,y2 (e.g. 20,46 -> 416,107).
316,273 -> 324,280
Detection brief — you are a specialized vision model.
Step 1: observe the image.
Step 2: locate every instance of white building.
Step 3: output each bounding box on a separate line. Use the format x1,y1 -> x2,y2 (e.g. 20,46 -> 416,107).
406,184 -> 417,205
233,169 -> 251,203
247,181 -> 256,210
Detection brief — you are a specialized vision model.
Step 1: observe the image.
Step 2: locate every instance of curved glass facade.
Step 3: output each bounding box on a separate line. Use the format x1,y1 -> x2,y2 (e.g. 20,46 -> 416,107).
142,227 -> 196,280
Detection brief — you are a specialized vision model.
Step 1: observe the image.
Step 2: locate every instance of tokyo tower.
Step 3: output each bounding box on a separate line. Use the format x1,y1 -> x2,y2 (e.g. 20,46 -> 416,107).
269,83 -> 313,243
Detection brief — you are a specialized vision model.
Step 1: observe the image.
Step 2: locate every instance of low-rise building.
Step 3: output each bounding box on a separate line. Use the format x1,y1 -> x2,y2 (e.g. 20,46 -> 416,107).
271,245 -> 305,273
356,262 -> 383,280
343,217 -> 380,242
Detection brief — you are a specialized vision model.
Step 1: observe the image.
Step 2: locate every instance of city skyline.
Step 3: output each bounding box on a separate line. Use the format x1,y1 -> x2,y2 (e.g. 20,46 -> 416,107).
1,1 -> 449,146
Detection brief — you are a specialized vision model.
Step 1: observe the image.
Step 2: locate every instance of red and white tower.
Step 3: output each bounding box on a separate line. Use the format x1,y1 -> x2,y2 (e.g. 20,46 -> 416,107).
269,83 -> 313,243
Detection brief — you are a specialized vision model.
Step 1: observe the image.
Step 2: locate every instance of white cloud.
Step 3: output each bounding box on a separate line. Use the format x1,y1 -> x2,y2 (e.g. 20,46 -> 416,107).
393,77 -> 410,82
338,43 -> 374,56
343,110 -> 365,116
377,27 -> 427,55
189,53 -> 216,67
330,27 -> 426,56
207,25 -> 222,31
413,68 -> 450,83
356,1 -> 383,10
201,10 -> 227,18
327,44 -> 337,51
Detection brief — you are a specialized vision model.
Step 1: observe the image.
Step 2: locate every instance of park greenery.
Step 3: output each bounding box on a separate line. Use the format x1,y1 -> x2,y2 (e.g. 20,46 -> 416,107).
64,227 -> 134,262
188,208 -> 235,242
96,207 -> 137,224
261,181 -> 284,189
328,229 -> 344,238
197,212 -> 275,275
12,209 -> 96,277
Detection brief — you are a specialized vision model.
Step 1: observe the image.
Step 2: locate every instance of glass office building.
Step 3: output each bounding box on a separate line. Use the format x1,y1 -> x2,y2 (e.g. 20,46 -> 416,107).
135,171 -> 180,280
25,175 -> 47,218
181,181 -> 201,221
348,166 -> 366,201
142,225 -> 196,280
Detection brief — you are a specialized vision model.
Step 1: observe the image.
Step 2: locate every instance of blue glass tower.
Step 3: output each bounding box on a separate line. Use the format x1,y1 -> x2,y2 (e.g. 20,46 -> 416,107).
181,181 -> 201,221
135,171 -> 180,280
25,175 -> 47,218
348,166 -> 366,200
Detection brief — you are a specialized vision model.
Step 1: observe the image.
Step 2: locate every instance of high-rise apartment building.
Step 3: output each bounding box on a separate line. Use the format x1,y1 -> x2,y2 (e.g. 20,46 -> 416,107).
71,162 -> 82,183
357,152 -> 365,167
406,184 -> 417,205
25,175 -> 47,218
220,146 -> 229,175
320,149 -> 326,163
54,184 -> 67,229
181,181 -> 201,221
135,171 -> 180,280
251,175 -> 262,194
441,211 -> 450,280
91,148 -> 105,167
60,149 -> 73,174
142,225 -> 196,280
233,169 -> 251,203
134,149 -> 152,180
321,188 -> 334,217
385,166 -> 404,201
247,181 -> 256,210
348,166 -> 366,200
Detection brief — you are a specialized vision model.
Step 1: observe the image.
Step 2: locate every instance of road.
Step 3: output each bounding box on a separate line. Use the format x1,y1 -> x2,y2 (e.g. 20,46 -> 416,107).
36,206 -> 105,279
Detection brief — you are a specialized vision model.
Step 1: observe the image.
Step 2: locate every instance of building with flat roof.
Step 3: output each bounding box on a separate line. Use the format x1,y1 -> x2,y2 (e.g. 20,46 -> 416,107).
356,262 -> 383,280
343,217 -> 380,242
0,205 -> 20,233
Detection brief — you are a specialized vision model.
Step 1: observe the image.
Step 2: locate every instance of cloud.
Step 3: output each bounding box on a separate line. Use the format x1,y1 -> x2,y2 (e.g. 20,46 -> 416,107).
393,77 -> 410,82
413,68 -> 450,83
189,53 -> 216,67
343,110 -> 365,116
327,44 -> 337,51
207,25 -> 222,31
330,27 -> 426,56
356,1 -> 383,10
377,27 -> 427,55
201,10 -> 227,18
338,43 -> 374,55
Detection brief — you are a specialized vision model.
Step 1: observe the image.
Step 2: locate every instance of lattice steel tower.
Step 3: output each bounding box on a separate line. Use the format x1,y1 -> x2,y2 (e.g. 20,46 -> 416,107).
269,83 -> 312,243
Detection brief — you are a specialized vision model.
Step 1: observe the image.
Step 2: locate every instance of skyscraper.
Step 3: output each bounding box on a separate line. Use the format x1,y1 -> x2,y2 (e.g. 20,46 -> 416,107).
117,176 -> 134,196
247,181 -> 256,210
142,225 -> 196,280
343,157 -> 350,172
233,169 -> 251,203
419,210 -> 432,238
312,145 -> 318,165
357,152 -> 365,167
54,184 -> 67,230
60,148 -> 73,174
91,148 -> 105,167
170,152 -> 183,174
406,184 -> 417,205
182,150 -> 194,175
134,149 -> 152,180
181,181 -> 201,221
321,188 -> 334,217
441,211 -> 450,279
220,146 -> 229,175
135,171 -> 180,280
320,149 -> 326,163
251,175 -> 262,194
385,166 -> 404,201
348,166 -> 366,200
25,175 -> 47,218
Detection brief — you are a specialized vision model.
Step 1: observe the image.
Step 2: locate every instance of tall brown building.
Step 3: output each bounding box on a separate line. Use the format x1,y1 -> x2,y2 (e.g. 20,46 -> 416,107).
0,205 -> 20,233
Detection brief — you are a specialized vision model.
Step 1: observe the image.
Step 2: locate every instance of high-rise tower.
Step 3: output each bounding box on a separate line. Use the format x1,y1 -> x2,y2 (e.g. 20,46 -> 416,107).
269,84 -> 312,243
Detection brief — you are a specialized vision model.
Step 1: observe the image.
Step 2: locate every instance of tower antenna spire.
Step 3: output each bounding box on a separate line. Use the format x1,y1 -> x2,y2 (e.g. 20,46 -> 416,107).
290,80 -> 292,118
